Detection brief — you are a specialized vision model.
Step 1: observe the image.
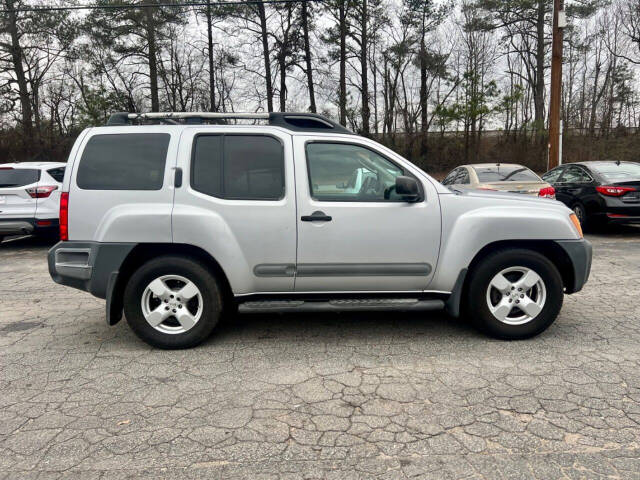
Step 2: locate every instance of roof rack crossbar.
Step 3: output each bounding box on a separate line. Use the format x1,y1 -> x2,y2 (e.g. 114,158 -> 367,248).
106,111 -> 354,134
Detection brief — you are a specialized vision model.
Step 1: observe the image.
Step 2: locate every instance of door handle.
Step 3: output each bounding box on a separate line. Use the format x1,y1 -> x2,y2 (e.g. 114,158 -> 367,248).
174,167 -> 183,188
301,211 -> 332,222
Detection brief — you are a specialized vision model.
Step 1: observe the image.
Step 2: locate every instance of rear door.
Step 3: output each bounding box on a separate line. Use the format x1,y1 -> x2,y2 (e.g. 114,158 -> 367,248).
173,127 -> 297,295
555,166 -> 593,207
293,136 -> 441,292
0,167 -> 40,220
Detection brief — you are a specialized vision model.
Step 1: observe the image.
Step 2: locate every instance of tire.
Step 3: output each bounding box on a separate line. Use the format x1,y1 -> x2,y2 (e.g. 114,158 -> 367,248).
466,248 -> 563,340
572,203 -> 587,226
123,255 -> 223,349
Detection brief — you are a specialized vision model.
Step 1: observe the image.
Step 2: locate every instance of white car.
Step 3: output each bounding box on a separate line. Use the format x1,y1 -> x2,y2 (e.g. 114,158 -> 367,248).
0,162 -> 65,243
48,112 -> 591,349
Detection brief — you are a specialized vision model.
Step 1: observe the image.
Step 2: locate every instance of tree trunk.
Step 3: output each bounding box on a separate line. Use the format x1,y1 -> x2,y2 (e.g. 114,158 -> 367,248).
257,2 -> 274,112
360,0 -> 370,135
533,0 -> 545,135
145,4 -> 160,112
206,0 -> 216,111
339,0 -> 347,125
279,53 -> 287,111
6,0 -> 34,143
419,30 -> 428,158
301,2 -> 316,113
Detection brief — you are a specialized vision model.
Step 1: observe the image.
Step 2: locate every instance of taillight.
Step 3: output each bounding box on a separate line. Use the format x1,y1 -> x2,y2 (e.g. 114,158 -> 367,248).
538,186 -> 555,199
26,185 -> 58,198
59,192 -> 69,241
596,185 -> 635,196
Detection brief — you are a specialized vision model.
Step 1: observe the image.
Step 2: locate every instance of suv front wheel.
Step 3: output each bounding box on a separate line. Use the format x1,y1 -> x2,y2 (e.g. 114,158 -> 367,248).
123,256 -> 223,349
466,248 -> 564,339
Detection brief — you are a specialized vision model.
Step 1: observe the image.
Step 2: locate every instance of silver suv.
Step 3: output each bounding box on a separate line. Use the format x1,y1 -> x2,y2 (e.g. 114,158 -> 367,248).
48,112 -> 592,349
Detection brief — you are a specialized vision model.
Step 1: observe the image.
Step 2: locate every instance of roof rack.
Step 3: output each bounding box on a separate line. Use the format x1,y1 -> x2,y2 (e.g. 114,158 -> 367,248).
106,111 -> 354,135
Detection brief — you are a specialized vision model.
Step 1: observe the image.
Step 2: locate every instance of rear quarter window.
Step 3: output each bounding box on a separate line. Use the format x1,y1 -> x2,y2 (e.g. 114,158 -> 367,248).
76,133 -> 170,190
47,167 -> 65,183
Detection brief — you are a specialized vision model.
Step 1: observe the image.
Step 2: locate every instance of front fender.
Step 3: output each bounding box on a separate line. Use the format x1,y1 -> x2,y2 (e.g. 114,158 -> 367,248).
431,197 -> 581,292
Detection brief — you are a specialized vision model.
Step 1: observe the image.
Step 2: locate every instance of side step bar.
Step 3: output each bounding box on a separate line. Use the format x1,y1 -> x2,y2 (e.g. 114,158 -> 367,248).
238,298 -> 445,314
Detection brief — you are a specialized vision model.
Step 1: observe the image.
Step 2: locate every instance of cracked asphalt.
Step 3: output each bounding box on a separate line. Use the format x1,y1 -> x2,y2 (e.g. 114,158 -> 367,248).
1,229 -> 640,479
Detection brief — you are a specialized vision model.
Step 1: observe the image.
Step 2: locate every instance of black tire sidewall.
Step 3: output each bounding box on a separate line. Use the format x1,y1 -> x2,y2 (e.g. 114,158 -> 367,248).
123,256 -> 222,349
572,203 -> 588,227
468,249 -> 563,339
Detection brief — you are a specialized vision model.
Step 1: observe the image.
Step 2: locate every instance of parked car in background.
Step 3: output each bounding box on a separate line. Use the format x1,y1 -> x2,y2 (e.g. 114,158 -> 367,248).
441,163 -> 556,199
542,161 -> 640,227
0,162 -> 65,243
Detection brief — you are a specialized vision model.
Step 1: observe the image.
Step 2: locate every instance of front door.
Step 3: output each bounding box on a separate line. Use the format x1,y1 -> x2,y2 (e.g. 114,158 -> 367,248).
293,137 -> 441,292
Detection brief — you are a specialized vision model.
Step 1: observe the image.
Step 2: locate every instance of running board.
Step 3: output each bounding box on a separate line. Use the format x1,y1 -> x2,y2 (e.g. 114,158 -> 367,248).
238,298 -> 445,314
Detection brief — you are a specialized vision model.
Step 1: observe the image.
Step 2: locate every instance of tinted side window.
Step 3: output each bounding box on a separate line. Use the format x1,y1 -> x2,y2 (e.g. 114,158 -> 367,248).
542,167 -> 564,183
47,167 -> 65,183
191,135 -> 284,200
77,134 -> 169,190
560,166 -> 591,183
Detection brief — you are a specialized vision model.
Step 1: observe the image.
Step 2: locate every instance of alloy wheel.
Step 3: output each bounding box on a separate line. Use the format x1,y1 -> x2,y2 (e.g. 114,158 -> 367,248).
141,274 -> 203,334
485,266 -> 547,325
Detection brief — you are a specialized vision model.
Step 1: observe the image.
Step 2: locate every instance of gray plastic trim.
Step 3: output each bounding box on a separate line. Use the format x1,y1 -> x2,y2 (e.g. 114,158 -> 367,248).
253,263 -> 432,278
296,263 -> 432,277
253,264 -> 296,277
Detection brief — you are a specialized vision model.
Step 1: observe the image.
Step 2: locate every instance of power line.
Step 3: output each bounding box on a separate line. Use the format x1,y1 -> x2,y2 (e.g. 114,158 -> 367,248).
1,0 -> 323,14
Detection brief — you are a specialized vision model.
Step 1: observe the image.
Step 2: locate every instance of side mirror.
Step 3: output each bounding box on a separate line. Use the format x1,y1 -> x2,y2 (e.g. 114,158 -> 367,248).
395,176 -> 421,202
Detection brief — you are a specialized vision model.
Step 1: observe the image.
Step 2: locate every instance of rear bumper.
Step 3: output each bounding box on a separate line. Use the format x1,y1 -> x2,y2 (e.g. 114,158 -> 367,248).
554,239 -> 592,294
603,214 -> 640,224
0,219 -> 34,235
0,217 -> 59,236
48,241 -> 135,298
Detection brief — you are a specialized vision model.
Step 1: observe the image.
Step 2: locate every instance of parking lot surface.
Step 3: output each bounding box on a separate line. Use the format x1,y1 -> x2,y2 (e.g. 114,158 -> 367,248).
1,230 -> 640,479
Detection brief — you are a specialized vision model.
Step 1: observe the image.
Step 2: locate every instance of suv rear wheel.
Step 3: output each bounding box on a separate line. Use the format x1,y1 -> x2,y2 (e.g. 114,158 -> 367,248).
466,248 -> 563,339
123,256 -> 222,349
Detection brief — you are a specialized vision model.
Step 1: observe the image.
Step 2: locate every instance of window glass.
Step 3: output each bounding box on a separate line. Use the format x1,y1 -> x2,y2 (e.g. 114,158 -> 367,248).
47,167 -> 65,183
77,133 -> 169,190
191,135 -> 284,200
456,168 -> 470,184
473,166 -> 541,182
306,143 -> 406,202
560,166 -> 591,183
542,167 -> 564,183
591,162 -> 640,182
0,168 -> 40,187
442,169 -> 458,185
192,135 -> 223,197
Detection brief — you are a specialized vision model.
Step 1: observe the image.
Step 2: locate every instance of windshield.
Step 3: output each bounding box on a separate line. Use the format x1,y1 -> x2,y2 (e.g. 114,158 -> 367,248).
473,166 -> 541,183
591,162 -> 640,182
0,168 -> 40,187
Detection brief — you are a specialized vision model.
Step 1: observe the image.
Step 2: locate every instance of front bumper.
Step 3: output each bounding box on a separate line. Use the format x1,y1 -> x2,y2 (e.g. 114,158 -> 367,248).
555,239 -> 592,294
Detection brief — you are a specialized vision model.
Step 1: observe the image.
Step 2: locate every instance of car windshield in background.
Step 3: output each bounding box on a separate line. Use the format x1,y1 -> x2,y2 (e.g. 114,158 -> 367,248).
0,168 -> 40,188
473,166 -> 541,183
591,163 -> 640,182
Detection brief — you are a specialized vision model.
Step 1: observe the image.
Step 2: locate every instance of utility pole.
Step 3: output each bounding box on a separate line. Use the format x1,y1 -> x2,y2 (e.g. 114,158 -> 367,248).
548,0 -> 566,169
